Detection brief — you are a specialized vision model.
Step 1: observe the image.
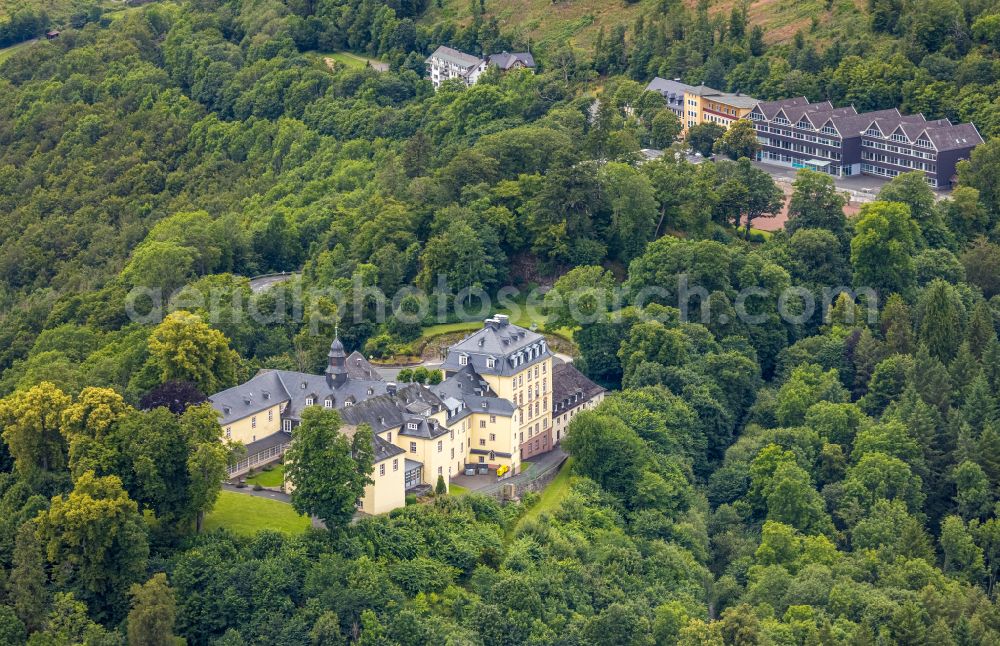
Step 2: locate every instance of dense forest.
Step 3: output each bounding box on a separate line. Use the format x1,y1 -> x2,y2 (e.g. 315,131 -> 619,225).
1,0 -> 1000,643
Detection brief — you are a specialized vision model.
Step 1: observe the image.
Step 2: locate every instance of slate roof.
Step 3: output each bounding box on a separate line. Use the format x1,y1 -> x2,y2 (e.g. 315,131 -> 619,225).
339,383 -> 449,439
427,45 -> 483,70
345,351 -> 384,381
442,315 -> 551,377
209,371 -> 291,425
687,84 -> 760,109
923,122 -> 983,151
244,431 -> 292,456
433,365 -> 515,423
753,97 -> 811,119
645,77 -> 694,100
552,363 -> 605,413
272,370 -> 388,422
488,51 -> 535,70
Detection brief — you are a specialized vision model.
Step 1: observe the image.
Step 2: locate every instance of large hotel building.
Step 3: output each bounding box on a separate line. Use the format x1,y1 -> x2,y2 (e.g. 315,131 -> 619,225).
646,78 -> 983,189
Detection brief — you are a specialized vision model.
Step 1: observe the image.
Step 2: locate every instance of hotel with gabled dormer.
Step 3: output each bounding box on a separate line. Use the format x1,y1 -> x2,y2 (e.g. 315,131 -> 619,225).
208,316 -> 561,515
748,97 -> 983,188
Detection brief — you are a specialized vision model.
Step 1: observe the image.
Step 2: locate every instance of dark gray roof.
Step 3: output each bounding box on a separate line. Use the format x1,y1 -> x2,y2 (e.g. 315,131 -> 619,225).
488,51 -> 535,69
687,84 -> 759,109
427,45 -> 483,69
346,351 -> 384,381
552,363 -> 605,413
272,370 -> 388,422
340,383 -> 448,438
646,77 -> 694,100
243,431 -> 292,456
373,435 -> 405,463
924,122 -> 983,151
442,315 -> 551,377
209,371 -> 291,425
752,97 -> 811,119
433,365 -> 515,423
404,458 -> 423,473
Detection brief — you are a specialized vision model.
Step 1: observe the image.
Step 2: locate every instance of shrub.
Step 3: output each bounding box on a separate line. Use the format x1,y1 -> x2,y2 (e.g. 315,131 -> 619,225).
405,494 -> 418,506
253,484 -> 263,491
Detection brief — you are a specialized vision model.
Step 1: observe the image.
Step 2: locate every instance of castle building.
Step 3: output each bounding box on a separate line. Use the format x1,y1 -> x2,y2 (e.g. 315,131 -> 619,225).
209,316 -> 557,515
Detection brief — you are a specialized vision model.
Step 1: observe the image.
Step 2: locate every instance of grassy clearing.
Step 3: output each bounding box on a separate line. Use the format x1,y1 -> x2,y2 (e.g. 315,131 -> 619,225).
448,484 -> 470,496
512,459 -> 573,535
246,464 -> 284,488
203,490 -> 309,536
316,51 -> 385,70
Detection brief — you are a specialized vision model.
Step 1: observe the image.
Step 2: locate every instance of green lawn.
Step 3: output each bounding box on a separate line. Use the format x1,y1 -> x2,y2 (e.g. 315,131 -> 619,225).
316,51 -> 385,70
512,459 -> 573,535
203,490 -> 310,536
419,296 -> 549,339
448,484 -> 470,496
246,464 -> 284,488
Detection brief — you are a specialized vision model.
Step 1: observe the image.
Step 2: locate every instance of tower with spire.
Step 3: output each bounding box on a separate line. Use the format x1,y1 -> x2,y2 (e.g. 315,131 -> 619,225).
325,329 -> 348,386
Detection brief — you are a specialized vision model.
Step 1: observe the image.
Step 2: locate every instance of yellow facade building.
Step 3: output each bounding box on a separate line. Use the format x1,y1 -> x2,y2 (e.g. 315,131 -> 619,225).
210,317 -> 557,515
682,85 -> 759,132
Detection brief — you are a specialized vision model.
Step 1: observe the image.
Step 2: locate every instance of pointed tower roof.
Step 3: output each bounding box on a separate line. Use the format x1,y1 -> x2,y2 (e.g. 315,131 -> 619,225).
325,330 -> 348,385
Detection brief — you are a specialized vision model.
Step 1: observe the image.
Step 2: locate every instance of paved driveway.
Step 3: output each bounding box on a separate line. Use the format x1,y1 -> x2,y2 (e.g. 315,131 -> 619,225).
451,448 -> 568,495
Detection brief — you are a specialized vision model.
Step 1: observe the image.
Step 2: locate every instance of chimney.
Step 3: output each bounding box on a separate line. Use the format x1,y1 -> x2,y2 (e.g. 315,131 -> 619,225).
494,314 -> 509,326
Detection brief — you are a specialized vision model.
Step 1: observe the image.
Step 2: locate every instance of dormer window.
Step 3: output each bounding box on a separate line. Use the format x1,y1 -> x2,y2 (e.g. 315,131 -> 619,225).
262,391 -> 270,400
223,406 -> 231,416
407,422 -> 418,430
481,401 -> 488,409
865,127 -> 881,137
367,388 -> 374,395
305,397 -> 314,406
459,354 -> 468,366
797,120 -> 810,129
487,357 -> 496,368
324,398 -> 333,409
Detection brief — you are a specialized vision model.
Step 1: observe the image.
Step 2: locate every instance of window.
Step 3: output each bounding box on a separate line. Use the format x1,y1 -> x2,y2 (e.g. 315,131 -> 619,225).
379,464 -> 385,476
459,354 -> 468,366
225,427 -> 231,439
437,466 -> 442,475
324,399 -> 333,409
437,440 -> 442,453
451,448 -> 454,459
268,410 -> 273,422
409,442 -> 417,453
490,415 -> 496,423
407,422 -> 418,430
251,417 -> 256,429
479,456 -> 485,463
305,397 -> 314,406
387,432 -> 391,443
489,433 -> 496,441
479,439 -> 486,446
486,357 -> 495,368
357,499 -> 363,509
393,459 -> 398,471
283,419 -> 291,432
480,420 -> 486,428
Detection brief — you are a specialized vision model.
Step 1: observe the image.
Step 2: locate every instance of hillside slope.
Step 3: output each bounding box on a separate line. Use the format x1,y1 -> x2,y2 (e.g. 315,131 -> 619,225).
418,0 -> 870,52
